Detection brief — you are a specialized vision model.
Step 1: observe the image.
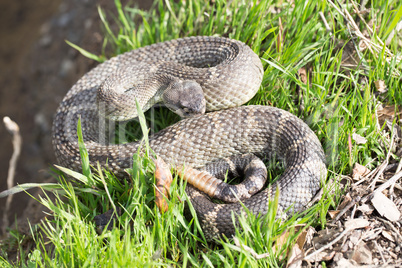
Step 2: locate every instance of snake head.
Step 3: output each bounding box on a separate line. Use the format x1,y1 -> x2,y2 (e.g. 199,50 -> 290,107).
163,80 -> 206,118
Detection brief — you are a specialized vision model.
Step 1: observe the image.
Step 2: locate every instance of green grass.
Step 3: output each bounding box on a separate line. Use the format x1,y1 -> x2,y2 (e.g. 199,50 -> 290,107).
1,0 -> 402,266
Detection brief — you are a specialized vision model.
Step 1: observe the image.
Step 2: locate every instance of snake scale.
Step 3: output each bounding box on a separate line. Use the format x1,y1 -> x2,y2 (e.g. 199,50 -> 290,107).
52,36 -> 327,240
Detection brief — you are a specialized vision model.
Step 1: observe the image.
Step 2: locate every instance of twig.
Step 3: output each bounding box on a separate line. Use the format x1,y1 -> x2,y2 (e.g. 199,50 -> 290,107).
388,156 -> 402,197
368,160 -> 388,191
304,227 -> 351,261
361,170 -> 402,204
395,156 -> 402,174
350,203 -> 357,219
233,237 -> 270,260
2,117 -> 22,234
362,227 -> 383,241
334,0 -> 365,64
331,197 -> 360,223
164,0 -> 180,25
377,218 -> 402,248
376,178 -> 402,191
368,128 -> 395,190
374,240 -> 386,264
327,0 -> 401,76
319,12 -> 332,35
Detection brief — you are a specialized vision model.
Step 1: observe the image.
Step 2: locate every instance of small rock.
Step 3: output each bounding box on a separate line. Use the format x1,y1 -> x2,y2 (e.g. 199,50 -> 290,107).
58,11 -> 75,27
59,58 -> 75,78
39,35 -> 52,48
34,113 -> 49,133
39,21 -> 51,35
84,19 -> 93,29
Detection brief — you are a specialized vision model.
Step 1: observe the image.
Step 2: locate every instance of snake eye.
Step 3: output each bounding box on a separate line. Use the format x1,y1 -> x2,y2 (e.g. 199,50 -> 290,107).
179,107 -> 192,118
180,106 -> 204,118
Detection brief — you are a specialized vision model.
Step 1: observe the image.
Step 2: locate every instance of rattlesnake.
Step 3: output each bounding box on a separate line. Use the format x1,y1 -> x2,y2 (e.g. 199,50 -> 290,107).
52,36 -> 327,240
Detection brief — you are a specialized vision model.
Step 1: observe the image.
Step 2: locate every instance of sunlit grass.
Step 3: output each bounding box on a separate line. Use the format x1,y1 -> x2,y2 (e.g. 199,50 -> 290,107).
1,0 -> 401,266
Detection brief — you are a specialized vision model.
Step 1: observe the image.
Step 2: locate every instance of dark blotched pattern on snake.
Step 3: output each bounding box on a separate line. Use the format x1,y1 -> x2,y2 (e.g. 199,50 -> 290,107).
52,36 -> 327,240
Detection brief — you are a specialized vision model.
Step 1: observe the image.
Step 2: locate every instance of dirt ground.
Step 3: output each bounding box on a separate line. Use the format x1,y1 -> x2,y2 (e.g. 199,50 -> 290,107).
0,1 -> 400,267
0,0 -> 151,236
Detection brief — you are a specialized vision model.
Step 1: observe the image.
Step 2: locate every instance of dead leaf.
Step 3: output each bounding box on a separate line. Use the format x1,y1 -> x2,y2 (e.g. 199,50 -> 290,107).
381,230 -> 395,242
286,244 -> 303,268
295,227 -> 309,250
349,230 -> 362,245
303,226 -> 316,249
351,241 -> 372,265
377,104 -> 402,128
334,257 -> 359,267
374,80 -> 387,93
298,67 -> 307,84
352,133 -> 367,144
352,163 -> 370,180
154,157 -> 173,213
337,193 -> 352,210
328,210 -> 340,219
357,204 -> 374,214
304,250 -> 335,262
371,192 -> 401,222
273,225 -> 307,262
345,218 -> 370,230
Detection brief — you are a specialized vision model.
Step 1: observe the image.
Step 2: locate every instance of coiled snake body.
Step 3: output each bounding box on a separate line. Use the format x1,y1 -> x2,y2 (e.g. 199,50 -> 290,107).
52,36 -> 327,240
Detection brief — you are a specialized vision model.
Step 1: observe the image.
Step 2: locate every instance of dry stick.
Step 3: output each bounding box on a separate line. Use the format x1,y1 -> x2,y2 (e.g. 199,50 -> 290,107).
389,157 -> 402,197
358,132 -> 402,202
328,0 -> 401,76
376,178 -> 402,191
233,237 -> 270,260
374,240 -> 387,264
354,160 -> 383,186
2,117 -> 22,234
362,227 -> 383,242
304,227 -> 351,262
319,11 -> 332,35
348,3 -> 401,71
333,0 -> 365,65
350,202 -> 357,219
368,161 -> 388,191
351,0 -> 373,35
367,122 -> 396,190
395,157 -> 402,174
377,218 -> 402,248
361,170 -> 402,204
331,196 -> 360,223
366,161 -> 386,180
